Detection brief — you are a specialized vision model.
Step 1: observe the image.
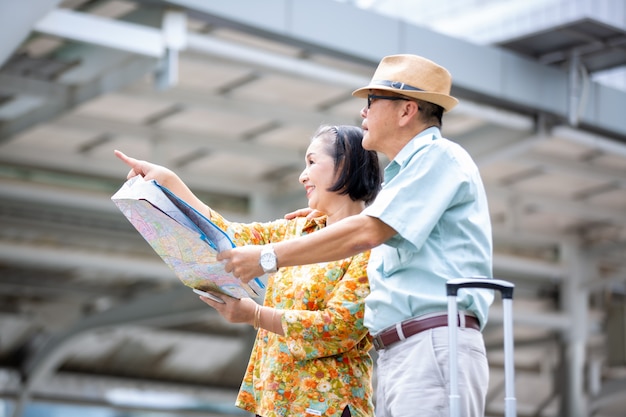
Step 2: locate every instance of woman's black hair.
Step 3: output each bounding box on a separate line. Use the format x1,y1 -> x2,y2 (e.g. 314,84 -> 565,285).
312,125 -> 382,205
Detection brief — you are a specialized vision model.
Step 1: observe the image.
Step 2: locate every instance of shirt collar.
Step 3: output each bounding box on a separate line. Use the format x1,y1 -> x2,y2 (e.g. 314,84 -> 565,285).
394,126 -> 441,166
384,127 -> 441,182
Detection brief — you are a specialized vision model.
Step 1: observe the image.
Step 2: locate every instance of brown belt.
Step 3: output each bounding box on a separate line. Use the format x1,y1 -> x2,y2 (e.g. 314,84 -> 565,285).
372,314 -> 480,351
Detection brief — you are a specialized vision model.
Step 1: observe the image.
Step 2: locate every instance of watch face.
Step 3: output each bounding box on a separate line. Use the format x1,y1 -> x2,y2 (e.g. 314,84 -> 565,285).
261,251 -> 276,271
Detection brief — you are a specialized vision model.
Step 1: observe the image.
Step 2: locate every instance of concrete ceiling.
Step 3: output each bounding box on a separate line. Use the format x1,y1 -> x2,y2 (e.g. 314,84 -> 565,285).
1,1 -> 626,416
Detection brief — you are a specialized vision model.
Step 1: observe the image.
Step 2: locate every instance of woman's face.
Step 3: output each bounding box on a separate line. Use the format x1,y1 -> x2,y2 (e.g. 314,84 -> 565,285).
298,136 -> 338,212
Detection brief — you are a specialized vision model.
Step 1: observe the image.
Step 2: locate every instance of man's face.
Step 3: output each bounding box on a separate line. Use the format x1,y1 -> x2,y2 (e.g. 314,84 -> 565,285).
359,89 -> 406,155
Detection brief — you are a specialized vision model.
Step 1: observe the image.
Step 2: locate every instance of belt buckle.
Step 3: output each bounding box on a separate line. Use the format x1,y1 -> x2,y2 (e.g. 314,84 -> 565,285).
372,334 -> 385,351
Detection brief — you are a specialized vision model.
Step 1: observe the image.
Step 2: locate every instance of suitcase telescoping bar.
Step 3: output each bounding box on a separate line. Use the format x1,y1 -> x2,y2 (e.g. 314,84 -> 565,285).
447,278 -> 516,417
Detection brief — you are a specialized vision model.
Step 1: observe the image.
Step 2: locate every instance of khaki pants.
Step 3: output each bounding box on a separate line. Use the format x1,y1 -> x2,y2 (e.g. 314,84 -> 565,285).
375,326 -> 488,417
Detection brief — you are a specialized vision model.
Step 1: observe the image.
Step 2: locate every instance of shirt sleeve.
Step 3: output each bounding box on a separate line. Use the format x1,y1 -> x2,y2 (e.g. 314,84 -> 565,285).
281,251 -> 372,361
364,141 -> 474,252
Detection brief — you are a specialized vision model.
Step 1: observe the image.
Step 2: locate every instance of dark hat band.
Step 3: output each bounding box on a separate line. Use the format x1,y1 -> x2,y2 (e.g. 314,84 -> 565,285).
371,79 -> 424,92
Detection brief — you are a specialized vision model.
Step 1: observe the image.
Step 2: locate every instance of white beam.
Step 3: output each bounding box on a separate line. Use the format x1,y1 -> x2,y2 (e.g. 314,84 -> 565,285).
186,33 -> 370,88
475,134 -> 546,166
123,81 -> 342,126
488,186 -> 626,226
521,151 -> 626,188
0,0 -> 61,67
163,0 -> 626,139
553,125 -> 626,159
455,100 -> 534,131
488,304 -> 571,331
0,55 -> 156,142
0,241 -> 172,281
34,9 -> 164,57
493,253 -> 565,282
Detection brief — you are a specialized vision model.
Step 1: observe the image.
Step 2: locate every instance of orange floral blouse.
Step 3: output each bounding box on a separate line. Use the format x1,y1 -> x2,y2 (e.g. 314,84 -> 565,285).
209,211 -> 374,417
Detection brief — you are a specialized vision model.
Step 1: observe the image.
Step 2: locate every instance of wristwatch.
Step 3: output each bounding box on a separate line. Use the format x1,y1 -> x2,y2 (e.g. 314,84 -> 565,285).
259,245 -> 278,273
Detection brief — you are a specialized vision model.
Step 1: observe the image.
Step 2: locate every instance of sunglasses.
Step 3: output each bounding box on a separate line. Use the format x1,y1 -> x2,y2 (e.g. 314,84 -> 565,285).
367,94 -> 410,109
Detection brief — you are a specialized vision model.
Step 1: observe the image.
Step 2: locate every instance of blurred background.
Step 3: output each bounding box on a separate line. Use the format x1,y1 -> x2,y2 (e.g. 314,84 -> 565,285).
0,0 -> 625,416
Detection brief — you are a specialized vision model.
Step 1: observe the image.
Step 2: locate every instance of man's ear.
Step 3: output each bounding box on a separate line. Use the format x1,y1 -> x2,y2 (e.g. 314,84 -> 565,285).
398,100 -> 419,127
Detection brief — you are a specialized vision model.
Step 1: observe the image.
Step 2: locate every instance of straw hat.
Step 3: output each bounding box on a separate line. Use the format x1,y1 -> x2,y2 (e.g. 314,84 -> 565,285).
353,54 -> 459,112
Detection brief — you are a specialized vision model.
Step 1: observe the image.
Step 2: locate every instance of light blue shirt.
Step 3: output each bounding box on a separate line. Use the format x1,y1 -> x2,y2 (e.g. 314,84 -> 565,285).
362,127 -> 494,335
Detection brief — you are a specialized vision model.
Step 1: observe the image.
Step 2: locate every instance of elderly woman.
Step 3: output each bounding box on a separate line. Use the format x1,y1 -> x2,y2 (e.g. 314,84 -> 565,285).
114,124 -> 381,417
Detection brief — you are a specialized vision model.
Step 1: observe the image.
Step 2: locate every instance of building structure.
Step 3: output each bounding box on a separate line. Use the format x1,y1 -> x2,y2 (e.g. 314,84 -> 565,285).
0,1 -> 625,416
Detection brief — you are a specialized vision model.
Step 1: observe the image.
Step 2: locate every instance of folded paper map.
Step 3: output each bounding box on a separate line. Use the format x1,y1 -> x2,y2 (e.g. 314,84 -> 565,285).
111,175 -> 264,300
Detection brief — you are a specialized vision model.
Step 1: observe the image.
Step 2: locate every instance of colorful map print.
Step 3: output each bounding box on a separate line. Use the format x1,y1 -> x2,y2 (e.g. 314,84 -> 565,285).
112,176 -> 257,299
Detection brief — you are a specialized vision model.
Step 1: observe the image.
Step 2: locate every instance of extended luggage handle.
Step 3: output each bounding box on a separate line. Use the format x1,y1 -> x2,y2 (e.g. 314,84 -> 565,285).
446,277 -> 514,299
447,277 -> 517,417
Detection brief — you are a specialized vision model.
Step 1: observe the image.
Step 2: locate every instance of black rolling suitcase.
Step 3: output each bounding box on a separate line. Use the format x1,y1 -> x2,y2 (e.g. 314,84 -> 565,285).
447,278 -> 516,417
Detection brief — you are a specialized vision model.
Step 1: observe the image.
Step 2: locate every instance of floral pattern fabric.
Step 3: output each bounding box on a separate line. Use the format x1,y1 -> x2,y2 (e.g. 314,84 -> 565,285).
210,211 -> 374,417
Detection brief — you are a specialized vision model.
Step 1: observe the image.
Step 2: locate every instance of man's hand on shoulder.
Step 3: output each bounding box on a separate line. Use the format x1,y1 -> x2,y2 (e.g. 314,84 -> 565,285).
284,207 -> 320,220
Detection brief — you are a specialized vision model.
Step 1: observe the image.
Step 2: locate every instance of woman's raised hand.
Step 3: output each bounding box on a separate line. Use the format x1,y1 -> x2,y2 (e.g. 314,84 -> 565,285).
114,150 -> 174,184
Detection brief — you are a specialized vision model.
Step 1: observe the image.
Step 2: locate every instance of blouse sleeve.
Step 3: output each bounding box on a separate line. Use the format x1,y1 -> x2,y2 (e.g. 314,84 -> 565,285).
208,209 -> 285,246
281,250 -> 371,361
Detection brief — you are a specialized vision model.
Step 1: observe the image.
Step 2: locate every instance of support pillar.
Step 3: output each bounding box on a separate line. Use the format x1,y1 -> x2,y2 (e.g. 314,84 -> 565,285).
558,239 -> 594,417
